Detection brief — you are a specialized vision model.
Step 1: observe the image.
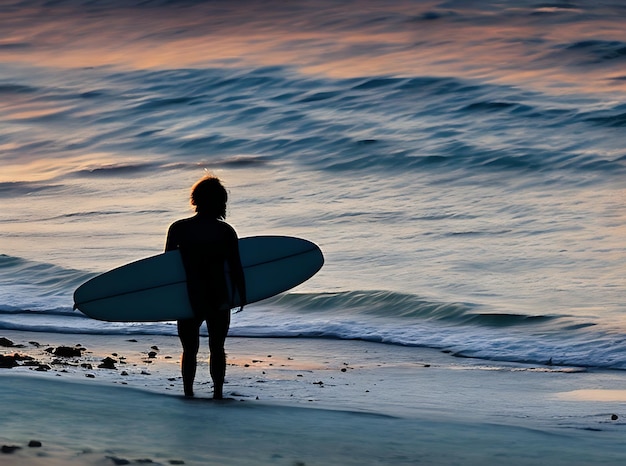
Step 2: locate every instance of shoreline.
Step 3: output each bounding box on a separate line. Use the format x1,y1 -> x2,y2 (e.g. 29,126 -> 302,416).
3,329 -> 626,465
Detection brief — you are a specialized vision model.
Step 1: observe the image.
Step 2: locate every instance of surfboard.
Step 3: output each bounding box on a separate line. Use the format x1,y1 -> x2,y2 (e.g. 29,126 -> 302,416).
73,236 -> 324,322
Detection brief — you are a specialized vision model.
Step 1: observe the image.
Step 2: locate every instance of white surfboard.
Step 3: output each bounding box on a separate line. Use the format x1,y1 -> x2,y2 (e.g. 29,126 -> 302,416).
73,236 -> 323,322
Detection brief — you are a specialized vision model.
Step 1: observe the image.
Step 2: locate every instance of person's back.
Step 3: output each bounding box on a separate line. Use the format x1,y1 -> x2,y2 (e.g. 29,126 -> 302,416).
168,215 -> 238,315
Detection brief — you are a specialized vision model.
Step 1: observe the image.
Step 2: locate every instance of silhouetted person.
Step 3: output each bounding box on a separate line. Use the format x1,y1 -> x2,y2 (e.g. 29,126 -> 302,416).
165,175 -> 246,399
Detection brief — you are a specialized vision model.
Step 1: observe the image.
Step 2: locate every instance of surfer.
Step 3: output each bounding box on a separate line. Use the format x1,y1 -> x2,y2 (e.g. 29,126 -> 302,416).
165,175 -> 247,399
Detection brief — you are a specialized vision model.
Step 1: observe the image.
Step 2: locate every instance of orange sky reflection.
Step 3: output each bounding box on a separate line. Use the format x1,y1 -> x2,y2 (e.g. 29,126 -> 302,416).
0,2 -> 624,95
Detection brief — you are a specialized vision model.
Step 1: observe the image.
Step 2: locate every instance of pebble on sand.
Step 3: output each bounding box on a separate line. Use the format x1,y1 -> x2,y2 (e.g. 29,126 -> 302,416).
98,357 -> 118,369
0,337 -> 15,347
50,346 -> 85,358
1,445 -> 22,454
0,354 -> 19,368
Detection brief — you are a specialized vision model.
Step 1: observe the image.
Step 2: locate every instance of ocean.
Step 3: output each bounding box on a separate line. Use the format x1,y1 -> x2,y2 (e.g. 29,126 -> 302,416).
1,0 -> 625,369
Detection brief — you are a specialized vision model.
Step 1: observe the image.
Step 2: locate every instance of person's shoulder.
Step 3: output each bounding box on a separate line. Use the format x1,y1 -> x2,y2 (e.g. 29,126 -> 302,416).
217,220 -> 238,237
168,216 -> 196,231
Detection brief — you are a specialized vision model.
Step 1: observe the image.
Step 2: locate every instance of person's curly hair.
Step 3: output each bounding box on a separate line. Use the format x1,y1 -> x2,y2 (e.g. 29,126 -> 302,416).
190,175 -> 228,219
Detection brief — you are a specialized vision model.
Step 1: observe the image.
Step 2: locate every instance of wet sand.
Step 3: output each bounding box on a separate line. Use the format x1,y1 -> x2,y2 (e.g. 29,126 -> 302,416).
2,330 -> 626,465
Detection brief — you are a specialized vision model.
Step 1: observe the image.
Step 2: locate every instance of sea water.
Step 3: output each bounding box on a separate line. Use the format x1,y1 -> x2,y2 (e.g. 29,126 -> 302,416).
1,1 -> 625,368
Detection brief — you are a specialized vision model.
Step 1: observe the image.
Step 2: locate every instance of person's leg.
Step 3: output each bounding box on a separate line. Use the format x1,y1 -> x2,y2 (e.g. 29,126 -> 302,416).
177,317 -> 202,397
206,310 -> 231,399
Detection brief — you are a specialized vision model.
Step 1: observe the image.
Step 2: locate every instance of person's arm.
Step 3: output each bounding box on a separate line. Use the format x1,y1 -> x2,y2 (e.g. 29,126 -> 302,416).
165,222 -> 180,252
226,226 -> 247,311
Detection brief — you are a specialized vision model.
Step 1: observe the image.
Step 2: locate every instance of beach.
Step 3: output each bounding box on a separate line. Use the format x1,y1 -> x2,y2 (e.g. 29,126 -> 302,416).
3,329 -> 626,465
